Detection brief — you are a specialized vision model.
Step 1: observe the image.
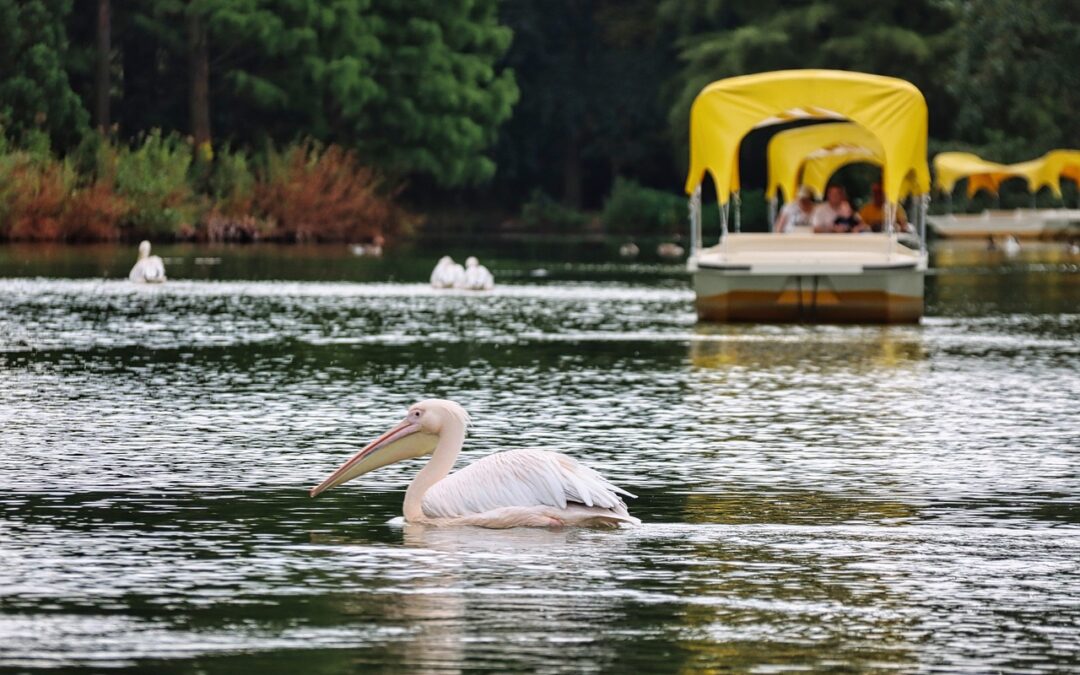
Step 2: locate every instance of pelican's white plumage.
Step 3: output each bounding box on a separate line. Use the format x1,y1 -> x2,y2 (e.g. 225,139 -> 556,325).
430,256 -> 465,288
129,240 -> 167,283
456,256 -> 494,291
422,448 -> 634,518
310,399 -> 639,528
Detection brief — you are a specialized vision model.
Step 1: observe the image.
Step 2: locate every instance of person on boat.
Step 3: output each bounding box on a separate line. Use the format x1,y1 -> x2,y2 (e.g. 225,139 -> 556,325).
812,185 -> 862,233
858,182 -> 908,232
457,256 -> 495,290
430,256 -> 465,288
128,240 -> 167,283
775,185 -> 816,233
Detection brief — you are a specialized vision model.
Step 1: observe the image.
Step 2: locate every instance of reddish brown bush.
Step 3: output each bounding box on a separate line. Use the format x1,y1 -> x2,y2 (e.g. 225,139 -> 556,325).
60,182 -> 128,242
253,143 -> 414,243
3,160 -> 69,241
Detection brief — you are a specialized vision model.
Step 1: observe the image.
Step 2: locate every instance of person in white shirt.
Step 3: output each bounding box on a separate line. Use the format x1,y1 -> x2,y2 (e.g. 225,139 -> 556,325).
812,185 -> 862,233
457,256 -> 495,290
775,185 -> 816,233
128,240 -> 167,283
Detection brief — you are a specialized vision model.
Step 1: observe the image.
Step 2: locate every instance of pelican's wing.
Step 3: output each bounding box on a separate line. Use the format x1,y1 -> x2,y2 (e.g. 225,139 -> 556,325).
421,448 -> 634,519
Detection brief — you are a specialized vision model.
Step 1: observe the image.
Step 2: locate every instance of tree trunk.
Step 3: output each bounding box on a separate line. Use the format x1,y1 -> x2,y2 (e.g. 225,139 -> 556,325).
187,6 -> 211,149
561,131 -> 583,209
94,0 -> 110,131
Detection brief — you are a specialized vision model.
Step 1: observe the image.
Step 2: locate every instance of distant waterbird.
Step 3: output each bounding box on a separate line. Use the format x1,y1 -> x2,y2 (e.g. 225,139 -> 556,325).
619,242 -> 640,260
430,256 -> 465,288
128,241 -> 167,283
456,256 -> 494,290
310,399 -> 639,528
1002,235 -> 1022,256
657,242 -> 685,261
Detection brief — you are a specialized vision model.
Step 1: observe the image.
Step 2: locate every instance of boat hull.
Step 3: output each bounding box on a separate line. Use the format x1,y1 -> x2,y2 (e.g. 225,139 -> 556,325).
694,267 -> 924,323
927,211 -> 1053,239
690,234 -> 926,324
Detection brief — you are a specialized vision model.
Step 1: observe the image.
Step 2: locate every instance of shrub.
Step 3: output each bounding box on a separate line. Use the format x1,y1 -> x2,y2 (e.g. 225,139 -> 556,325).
60,181 -> 128,242
253,142 -> 412,243
602,178 -> 686,236
520,189 -> 588,233
1,156 -> 72,241
113,130 -> 198,238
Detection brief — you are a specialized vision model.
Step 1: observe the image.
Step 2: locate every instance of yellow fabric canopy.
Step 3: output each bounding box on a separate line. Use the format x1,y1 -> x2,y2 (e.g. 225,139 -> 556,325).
1032,149 -> 1080,197
932,152 -> 1017,197
766,122 -> 883,200
934,149 -> 1080,198
685,69 -> 930,204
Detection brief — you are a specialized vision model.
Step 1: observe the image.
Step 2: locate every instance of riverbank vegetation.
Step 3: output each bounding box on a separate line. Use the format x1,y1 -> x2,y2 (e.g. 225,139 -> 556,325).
1,0 -> 1077,242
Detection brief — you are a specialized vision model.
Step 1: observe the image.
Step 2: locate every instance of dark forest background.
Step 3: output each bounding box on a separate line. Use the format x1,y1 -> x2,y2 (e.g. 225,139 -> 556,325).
1,0 -> 1078,242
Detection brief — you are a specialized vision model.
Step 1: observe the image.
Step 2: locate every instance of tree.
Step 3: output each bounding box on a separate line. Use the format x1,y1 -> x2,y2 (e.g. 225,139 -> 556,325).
94,0 -> 110,130
492,0 -> 678,208
660,0 -> 957,157
0,0 -> 89,148
949,0 -> 1080,160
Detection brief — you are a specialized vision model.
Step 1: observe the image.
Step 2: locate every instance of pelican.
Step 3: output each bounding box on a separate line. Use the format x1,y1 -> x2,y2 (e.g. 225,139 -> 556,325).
430,256 -> 464,289
618,242 -> 640,260
657,242 -> 685,261
456,256 -> 494,290
310,399 -> 639,528
128,240 -> 166,283
1002,235 -> 1021,256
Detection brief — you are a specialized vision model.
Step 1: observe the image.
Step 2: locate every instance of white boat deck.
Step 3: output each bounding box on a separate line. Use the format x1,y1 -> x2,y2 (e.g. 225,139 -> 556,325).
693,233 -> 924,275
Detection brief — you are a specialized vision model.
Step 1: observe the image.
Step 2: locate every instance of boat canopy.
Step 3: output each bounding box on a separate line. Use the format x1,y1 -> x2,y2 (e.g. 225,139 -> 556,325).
934,149 -> 1080,198
685,70 -> 930,204
766,123 -> 882,201
933,152 -> 1021,197
1037,149 -> 1080,197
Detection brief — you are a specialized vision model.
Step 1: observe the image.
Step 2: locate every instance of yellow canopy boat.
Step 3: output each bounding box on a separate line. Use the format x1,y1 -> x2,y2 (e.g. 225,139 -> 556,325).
929,149 -> 1080,238
685,70 -> 930,324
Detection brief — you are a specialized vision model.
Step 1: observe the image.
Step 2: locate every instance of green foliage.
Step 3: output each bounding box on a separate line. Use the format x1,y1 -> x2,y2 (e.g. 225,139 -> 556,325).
520,190 -> 588,233
949,0 -> 1080,160
661,0 -> 957,157
602,178 -> 687,235
493,0 -> 677,207
0,0 -> 89,149
113,131 -> 196,237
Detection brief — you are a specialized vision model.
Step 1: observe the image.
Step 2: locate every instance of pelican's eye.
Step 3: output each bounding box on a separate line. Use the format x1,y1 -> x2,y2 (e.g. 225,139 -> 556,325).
409,409 -> 423,421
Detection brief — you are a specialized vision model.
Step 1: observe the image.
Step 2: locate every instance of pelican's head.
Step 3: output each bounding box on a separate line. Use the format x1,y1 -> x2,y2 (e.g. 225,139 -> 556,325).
437,256 -> 453,266
309,399 -> 470,497
465,256 -> 479,268
138,240 -> 152,259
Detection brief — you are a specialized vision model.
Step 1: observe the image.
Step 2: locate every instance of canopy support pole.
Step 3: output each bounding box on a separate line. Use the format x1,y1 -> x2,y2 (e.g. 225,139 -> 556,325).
768,197 -> 778,231
689,185 -> 702,258
733,191 -> 742,233
947,191 -> 953,214
719,198 -> 729,246
885,201 -> 896,259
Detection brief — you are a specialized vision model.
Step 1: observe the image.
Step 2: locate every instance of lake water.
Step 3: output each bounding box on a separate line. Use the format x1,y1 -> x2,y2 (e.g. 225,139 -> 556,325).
1,241 -> 1078,673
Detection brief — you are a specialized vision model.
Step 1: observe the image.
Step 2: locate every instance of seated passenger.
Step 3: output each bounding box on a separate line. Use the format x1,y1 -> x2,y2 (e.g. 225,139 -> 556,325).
812,185 -> 861,233
774,186 -> 815,233
858,182 -> 908,232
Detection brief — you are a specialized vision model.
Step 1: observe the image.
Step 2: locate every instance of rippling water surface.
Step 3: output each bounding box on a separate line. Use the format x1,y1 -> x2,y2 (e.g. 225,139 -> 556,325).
1,242 -> 1078,673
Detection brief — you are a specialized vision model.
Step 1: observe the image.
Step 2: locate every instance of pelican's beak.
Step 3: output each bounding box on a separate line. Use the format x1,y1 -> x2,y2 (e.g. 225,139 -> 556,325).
310,418 -> 438,497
